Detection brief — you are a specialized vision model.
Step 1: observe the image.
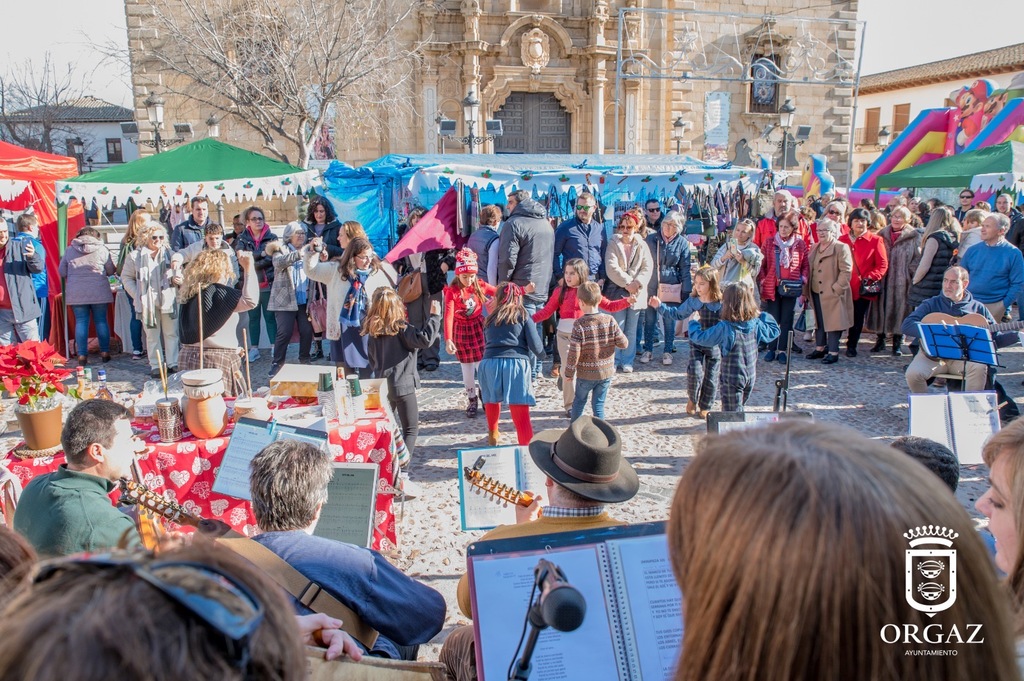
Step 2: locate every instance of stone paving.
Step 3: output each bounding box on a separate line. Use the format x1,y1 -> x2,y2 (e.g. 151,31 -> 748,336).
4,336 -> 1021,657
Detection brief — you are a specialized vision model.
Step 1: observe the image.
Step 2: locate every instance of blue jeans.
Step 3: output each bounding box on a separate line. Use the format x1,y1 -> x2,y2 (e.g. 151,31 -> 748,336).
72,303 -> 110,355
571,377 -> 611,420
612,307 -> 640,368
126,293 -> 144,353
0,308 -> 39,345
643,304 -> 677,353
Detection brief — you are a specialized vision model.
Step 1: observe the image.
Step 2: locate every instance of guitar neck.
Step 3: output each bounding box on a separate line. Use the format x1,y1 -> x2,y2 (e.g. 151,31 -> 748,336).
991,319 -> 1024,333
119,478 -> 203,529
463,468 -> 535,508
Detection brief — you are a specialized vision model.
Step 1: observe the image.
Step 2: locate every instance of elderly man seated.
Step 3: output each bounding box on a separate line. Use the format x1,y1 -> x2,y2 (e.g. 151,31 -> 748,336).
900,266 -> 995,392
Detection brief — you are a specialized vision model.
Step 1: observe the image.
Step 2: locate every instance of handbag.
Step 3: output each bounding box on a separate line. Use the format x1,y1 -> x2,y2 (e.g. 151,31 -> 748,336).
853,256 -> 882,296
397,259 -> 424,303
307,281 -> 328,334
774,245 -> 802,298
654,239 -> 683,303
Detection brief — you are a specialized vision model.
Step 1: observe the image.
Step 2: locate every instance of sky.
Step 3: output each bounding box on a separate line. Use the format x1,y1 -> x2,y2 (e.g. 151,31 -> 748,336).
2,0 -> 1021,107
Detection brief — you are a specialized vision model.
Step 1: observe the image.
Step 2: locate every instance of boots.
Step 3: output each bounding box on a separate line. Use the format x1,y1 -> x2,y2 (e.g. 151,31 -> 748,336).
685,399 -> 697,415
871,336 -> 886,353
466,390 -> 478,419
311,340 -> 324,360
487,428 -> 500,446
892,334 -> 904,357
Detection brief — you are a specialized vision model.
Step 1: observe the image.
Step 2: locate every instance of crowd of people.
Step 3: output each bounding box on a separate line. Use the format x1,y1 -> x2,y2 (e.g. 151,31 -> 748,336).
4,183 -> 1024,678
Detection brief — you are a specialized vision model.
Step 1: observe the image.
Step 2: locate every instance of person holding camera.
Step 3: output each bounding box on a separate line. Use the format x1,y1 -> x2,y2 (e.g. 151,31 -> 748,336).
711,219 -> 764,290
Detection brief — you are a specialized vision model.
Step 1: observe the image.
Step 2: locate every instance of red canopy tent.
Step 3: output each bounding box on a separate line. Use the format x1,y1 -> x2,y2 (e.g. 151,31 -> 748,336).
0,140 -> 85,351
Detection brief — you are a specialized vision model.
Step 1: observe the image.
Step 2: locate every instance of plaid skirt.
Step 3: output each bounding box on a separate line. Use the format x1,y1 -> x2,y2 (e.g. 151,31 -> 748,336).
178,344 -> 248,397
452,315 -> 486,363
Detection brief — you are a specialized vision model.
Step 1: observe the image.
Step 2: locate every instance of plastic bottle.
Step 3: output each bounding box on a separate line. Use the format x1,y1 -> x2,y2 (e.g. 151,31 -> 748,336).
81,368 -> 95,400
317,372 -> 338,421
335,373 -> 353,425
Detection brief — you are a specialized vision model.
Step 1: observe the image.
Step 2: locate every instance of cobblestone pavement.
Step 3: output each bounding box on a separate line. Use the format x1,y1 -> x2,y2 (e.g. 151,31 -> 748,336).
5,337 -> 1021,657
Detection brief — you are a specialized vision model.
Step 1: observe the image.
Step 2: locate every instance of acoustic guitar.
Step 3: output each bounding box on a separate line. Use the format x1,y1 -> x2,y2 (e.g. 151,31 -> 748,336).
920,312 -> 1024,333
118,477 -> 233,547
462,456 -> 536,508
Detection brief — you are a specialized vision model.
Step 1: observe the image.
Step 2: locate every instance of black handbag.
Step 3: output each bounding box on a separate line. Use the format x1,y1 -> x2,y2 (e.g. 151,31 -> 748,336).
853,257 -> 882,296
778,279 -> 803,298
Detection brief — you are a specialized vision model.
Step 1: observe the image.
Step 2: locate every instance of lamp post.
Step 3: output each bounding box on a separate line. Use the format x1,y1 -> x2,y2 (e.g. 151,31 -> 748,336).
877,125 -> 891,150
672,116 -> 686,155
439,90 -> 501,152
777,98 -> 796,170
206,115 -> 221,139
139,93 -> 188,153
434,111 -> 448,154
70,137 -> 85,174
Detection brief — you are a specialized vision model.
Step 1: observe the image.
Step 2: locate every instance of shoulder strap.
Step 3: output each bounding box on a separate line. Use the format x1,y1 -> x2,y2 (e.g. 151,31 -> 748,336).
216,535 -> 379,649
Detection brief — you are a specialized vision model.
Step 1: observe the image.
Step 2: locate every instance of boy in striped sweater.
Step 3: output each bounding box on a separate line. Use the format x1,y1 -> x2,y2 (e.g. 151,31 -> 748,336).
563,282 -> 629,421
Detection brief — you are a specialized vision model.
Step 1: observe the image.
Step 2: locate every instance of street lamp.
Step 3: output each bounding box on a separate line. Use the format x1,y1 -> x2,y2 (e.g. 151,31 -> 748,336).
139,92 -> 189,153
672,116 -> 686,155
207,115 -> 221,139
440,90 -> 503,152
778,98 -> 796,169
70,137 -> 85,174
877,125 -> 891,150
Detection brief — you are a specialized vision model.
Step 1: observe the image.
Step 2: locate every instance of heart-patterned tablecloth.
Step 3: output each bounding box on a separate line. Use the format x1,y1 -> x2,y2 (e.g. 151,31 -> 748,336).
2,411 -> 396,551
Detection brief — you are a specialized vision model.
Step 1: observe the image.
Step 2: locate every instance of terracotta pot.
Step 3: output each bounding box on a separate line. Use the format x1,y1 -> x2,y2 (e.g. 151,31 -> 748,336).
181,369 -> 228,439
16,404 -> 63,451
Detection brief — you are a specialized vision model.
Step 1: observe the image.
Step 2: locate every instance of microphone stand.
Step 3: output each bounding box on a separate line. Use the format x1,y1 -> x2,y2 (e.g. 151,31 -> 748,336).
773,330 -> 793,412
509,601 -> 548,681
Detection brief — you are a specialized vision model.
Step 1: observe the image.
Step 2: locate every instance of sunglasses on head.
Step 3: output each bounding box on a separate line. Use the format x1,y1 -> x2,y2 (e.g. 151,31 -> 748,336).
34,554 -> 265,671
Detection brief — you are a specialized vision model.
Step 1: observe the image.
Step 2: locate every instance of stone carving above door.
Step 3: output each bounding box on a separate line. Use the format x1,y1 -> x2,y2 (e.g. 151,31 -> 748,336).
520,28 -> 550,75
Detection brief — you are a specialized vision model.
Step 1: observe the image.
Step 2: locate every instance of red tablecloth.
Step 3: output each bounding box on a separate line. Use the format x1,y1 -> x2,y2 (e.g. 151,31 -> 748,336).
2,410 -> 397,551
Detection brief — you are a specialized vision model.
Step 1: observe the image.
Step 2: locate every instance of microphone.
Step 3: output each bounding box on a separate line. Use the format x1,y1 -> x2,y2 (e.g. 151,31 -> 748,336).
534,559 -> 586,632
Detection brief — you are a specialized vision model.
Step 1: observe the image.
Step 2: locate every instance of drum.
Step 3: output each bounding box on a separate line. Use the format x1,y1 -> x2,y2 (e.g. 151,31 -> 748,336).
180,369 -> 228,439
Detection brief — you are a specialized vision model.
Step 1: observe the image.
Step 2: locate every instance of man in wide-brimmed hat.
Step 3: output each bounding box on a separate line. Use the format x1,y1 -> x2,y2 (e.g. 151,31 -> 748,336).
440,416 -> 638,681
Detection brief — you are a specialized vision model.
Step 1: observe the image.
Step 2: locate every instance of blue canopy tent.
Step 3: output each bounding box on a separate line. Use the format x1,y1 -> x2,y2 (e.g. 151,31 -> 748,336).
319,154 -> 767,253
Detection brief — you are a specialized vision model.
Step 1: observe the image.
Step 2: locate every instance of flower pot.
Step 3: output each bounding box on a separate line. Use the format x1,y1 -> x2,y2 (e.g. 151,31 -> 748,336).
16,404 -> 63,452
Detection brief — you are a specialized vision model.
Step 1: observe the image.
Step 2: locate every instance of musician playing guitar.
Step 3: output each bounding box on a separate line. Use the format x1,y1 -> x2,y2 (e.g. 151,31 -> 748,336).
900,266 -> 998,393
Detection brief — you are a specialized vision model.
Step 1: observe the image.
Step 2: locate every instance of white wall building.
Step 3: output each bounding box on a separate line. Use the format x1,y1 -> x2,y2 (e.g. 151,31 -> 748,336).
852,43 -> 1024,179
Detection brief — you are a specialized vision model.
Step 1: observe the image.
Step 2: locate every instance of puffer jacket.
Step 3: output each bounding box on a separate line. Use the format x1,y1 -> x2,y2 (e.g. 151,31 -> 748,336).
646,230 -> 692,297
57,235 -> 115,305
496,197 -> 554,305
234,224 -> 279,288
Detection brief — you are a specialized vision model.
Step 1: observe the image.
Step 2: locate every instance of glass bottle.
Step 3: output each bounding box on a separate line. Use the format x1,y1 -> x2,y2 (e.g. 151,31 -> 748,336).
94,369 -> 114,401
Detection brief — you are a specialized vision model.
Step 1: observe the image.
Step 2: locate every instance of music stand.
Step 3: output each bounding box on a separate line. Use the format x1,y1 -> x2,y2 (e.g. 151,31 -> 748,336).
916,321 -> 1000,387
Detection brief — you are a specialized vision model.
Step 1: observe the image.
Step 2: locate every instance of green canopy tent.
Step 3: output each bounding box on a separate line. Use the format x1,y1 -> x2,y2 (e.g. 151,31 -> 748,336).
874,140 -> 1024,203
52,138 -> 321,357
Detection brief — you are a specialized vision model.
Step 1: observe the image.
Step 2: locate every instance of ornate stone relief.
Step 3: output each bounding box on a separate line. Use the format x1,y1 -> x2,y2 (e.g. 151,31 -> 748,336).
520,28 -> 551,75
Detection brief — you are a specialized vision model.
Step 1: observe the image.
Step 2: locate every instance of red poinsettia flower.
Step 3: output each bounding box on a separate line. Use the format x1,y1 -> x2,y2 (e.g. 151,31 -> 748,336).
2,341 -> 72,410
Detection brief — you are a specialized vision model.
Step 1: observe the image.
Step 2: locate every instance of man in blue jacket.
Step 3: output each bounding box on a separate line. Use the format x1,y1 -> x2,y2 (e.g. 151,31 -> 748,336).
960,212 -> 1024,321
13,214 -> 47,337
0,219 -> 44,344
170,196 -> 211,252
552,191 -> 606,283
249,439 -> 445,660
901,266 -> 995,393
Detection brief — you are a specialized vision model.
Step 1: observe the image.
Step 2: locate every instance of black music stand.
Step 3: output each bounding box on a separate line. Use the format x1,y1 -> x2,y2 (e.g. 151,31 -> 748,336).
916,321 -> 999,387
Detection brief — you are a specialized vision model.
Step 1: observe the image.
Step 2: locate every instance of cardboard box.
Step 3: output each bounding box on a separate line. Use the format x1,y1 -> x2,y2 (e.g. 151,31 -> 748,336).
270,364 -> 333,399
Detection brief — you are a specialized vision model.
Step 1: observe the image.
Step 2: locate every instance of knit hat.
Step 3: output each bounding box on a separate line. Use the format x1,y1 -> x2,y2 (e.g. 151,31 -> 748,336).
455,247 -> 478,275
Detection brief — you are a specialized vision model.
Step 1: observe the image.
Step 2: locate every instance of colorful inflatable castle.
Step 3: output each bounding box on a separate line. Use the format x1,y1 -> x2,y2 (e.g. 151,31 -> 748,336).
853,71 -> 1024,199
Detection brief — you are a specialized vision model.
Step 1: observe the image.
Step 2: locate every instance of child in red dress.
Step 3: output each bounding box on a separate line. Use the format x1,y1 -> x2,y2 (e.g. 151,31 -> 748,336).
443,248 -> 495,417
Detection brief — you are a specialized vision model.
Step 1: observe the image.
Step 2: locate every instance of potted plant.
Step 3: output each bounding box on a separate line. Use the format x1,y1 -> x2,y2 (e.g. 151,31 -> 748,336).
0,341 -> 76,451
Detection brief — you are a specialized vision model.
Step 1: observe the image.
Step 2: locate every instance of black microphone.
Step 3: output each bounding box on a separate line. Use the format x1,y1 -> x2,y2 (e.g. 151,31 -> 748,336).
534,559 -> 586,632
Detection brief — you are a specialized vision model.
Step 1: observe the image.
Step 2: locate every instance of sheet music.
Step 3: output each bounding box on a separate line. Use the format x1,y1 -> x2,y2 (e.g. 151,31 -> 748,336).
313,463 -> 378,547
609,535 -> 683,681
458,447 -> 521,531
471,546 -> 621,681
908,394 -> 954,452
947,392 -> 1000,465
212,418 -> 329,501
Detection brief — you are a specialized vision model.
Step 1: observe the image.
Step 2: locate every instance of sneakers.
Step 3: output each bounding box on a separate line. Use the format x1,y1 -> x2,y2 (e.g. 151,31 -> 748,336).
764,350 -> 776,362
132,350 -> 144,361
662,354 -> 673,366
466,395 -> 479,419
247,347 -> 260,362
638,351 -> 652,364
777,352 -> 787,364
622,365 -> 634,373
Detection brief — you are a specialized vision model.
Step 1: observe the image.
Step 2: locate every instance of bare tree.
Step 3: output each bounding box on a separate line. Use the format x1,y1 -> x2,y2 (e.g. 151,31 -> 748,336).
140,0 -> 421,167
0,54 -> 89,153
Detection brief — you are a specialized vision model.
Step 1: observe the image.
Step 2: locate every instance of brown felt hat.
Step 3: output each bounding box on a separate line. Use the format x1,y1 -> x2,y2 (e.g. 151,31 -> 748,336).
528,416 -> 639,503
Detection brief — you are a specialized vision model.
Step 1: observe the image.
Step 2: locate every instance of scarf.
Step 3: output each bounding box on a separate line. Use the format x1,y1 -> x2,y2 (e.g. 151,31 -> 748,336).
137,247 -> 173,328
340,269 -> 370,328
773,232 -> 797,270
286,245 -> 308,304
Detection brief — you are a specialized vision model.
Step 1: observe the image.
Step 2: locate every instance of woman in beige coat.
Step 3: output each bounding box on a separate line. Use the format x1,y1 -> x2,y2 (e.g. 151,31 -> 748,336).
604,207 -> 653,372
805,219 -> 853,365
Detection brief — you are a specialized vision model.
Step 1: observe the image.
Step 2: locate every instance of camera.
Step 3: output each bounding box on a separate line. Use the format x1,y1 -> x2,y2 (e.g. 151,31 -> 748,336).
312,241 -> 324,253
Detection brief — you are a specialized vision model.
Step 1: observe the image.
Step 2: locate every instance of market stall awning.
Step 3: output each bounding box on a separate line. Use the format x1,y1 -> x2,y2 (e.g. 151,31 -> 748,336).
55,138 -> 321,208
875,141 -> 1024,197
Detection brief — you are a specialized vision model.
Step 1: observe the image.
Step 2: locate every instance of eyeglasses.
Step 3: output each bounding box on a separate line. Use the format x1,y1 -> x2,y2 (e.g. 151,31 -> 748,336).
646,207 -> 661,213
151,235 -> 166,241
960,195 -> 973,199
247,217 -> 265,223
34,554 -> 264,670
576,204 -> 595,210
826,209 -> 842,216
